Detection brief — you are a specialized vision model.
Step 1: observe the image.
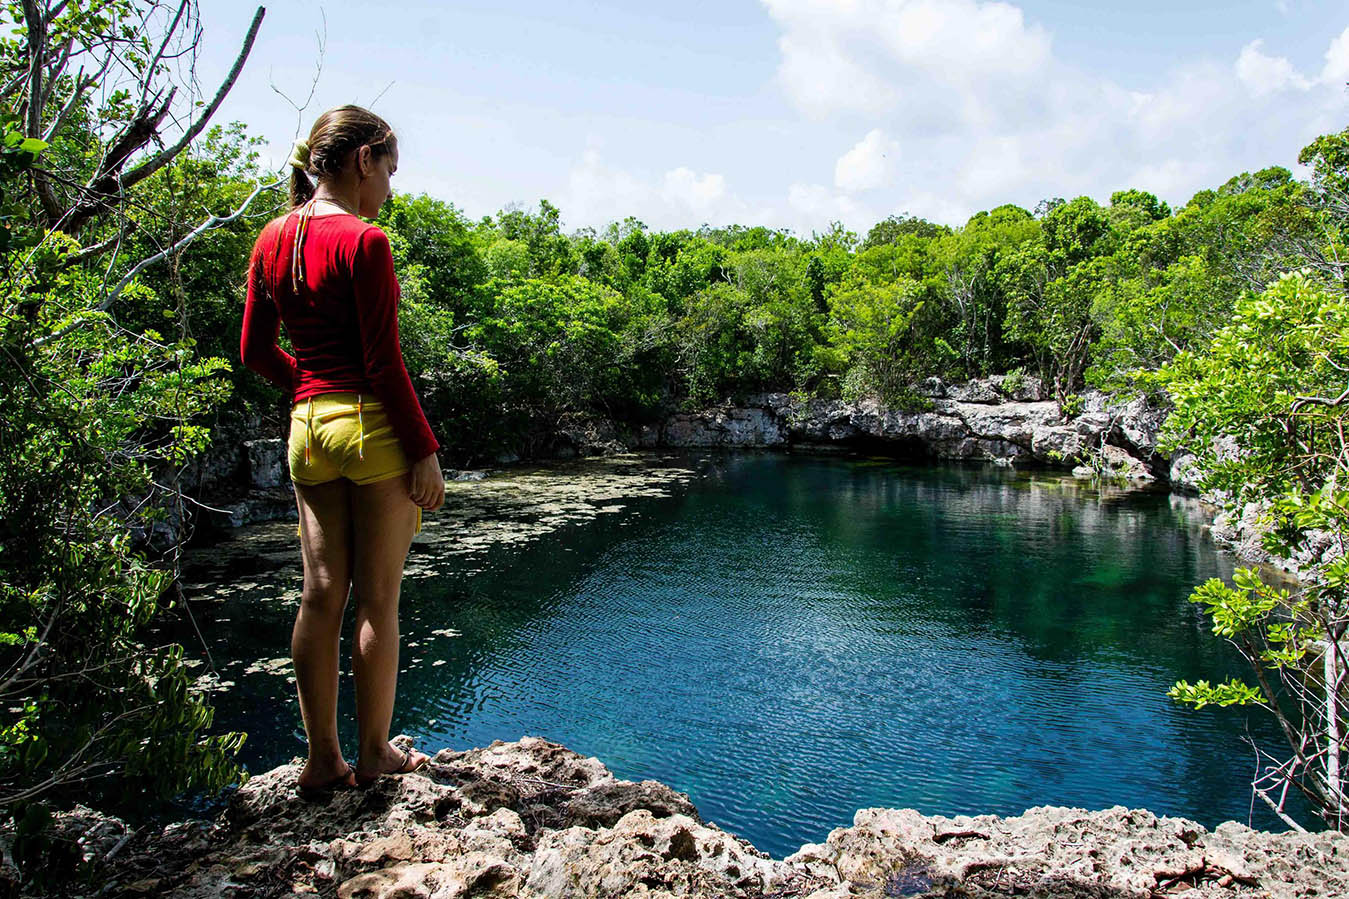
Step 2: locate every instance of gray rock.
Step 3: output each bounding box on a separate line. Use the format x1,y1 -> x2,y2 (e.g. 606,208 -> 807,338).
244,438 -> 287,489
526,810 -> 785,898
945,379 -> 1003,403
633,424 -> 662,448
640,381 -> 1179,482
915,376 -> 947,398
663,407 -> 785,447
1114,393 -> 1169,460
554,413 -> 628,458
952,400 -> 1061,446
991,373 -> 1047,401
450,469 -> 487,482
789,804 -> 1349,899
1098,444 -> 1156,481
1170,452 -> 1202,493
204,487 -> 296,530
79,737 -> 1349,899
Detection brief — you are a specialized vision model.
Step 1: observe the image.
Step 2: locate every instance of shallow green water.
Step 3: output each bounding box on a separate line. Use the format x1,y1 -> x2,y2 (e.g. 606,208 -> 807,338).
183,453 -> 1301,857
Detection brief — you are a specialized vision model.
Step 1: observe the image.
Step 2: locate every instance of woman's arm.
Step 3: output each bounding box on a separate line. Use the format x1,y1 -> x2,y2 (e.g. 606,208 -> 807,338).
240,228 -> 299,391
352,225 -> 441,463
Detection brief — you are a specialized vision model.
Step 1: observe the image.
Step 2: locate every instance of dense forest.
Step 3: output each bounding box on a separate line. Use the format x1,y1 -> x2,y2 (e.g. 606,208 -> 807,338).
1,0 -> 1346,887
101,125 -> 1322,476
200,142 -> 1333,463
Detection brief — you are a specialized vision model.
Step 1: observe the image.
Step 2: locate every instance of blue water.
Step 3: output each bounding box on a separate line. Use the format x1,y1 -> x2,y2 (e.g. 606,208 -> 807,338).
186,454 -> 1301,857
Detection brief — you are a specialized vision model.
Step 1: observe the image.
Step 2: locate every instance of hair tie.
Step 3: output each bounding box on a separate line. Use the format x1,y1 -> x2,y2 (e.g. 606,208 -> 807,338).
287,139 -> 311,170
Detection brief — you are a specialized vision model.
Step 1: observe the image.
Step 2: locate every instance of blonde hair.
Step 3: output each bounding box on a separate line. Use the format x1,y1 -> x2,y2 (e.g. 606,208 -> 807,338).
289,105 -> 396,208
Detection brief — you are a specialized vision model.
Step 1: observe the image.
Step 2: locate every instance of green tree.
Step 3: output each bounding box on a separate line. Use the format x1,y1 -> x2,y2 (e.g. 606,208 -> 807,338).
928,204 -> 1038,377
1160,271 -> 1348,830
1001,197 -> 1116,397
0,1 -> 267,875
379,193 -> 488,319
1297,128 -> 1349,283
861,213 -> 949,249
823,274 -> 927,405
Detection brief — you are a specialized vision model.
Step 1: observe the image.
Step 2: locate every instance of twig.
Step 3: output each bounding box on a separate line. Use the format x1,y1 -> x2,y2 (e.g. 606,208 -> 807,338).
31,175 -> 284,349
120,6 -> 263,189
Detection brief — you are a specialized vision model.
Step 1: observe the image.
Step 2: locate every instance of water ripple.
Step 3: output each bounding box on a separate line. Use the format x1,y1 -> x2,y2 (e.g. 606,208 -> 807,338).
187,455 -> 1309,858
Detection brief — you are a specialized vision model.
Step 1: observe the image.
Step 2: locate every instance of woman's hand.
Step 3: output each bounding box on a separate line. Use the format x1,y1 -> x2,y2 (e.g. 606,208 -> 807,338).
409,452 -> 445,512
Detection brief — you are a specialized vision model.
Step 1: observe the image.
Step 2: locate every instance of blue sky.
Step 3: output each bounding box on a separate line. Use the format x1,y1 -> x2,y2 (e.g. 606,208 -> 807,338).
194,1 -> 1349,235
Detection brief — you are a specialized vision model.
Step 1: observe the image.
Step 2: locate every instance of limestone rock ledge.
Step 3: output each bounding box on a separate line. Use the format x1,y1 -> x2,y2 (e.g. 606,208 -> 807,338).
639,379 -> 1167,483
57,737 -> 1349,899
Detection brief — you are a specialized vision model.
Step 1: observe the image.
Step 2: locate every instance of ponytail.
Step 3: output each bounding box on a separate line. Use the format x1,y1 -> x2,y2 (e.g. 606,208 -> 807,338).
287,139 -> 315,208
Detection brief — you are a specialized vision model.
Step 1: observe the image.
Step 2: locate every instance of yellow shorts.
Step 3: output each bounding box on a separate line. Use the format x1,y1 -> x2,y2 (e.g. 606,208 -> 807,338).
288,392 -> 422,534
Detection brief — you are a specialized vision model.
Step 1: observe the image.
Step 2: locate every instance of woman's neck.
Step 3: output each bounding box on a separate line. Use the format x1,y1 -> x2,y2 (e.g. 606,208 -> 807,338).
311,180 -> 361,216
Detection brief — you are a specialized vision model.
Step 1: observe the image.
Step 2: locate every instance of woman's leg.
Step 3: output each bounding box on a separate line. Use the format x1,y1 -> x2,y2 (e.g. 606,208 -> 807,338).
293,478 -> 356,788
350,474 -> 427,776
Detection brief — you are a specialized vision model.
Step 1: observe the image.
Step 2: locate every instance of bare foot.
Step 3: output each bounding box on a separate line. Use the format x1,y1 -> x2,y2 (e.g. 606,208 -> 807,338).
356,742 -> 429,784
297,757 -> 355,794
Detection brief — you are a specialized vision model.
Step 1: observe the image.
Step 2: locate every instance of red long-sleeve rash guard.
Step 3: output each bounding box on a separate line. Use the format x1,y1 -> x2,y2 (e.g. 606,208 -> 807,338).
240,213 -> 440,463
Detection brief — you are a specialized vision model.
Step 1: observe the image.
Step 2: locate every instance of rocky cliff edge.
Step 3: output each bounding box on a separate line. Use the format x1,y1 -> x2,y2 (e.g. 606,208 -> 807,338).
33,737 -> 1349,899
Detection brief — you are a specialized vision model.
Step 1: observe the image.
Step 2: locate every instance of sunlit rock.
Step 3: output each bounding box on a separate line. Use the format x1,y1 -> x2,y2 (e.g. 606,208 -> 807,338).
54,737 -> 1349,898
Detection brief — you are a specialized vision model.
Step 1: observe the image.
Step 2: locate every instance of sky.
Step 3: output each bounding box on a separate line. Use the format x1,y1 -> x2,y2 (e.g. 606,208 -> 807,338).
189,0 -> 1349,236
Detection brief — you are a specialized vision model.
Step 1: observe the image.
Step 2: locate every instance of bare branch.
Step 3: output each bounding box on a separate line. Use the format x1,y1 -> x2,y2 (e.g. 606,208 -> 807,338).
0,36 -> 70,102
1293,385 -> 1349,412
50,86 -> 177,230
138,0 -> 190,109
38,36 -> 73,113
116,6 -> 265,190
21,0 -> 46,140
57,5 -> 265,234
42,51 -> 115,143
368,79 -> 394,108
270,8 -> 326,137
62,229 -> 126,267
42,0 -> 70,28
98,85 -> 176,181
31,176 -> 285,349
1255,782 -> 1310,832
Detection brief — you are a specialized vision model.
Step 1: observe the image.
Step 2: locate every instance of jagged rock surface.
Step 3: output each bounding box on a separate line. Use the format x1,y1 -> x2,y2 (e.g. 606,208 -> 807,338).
790,805 -> 1349,898
51,737 -> 1348,899
648,379 -> 1163,480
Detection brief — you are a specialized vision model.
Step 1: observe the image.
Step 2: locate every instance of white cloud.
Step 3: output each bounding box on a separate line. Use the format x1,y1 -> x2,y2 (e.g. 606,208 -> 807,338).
558,148 -> 752,231
777,31 -> 897,118
757,1 -> 1349,228
661,167 -> 728,213
1236,39 -> 1312,97
788,182 -> 874,232
1323,26 -> 1349,85
560,148 -> 651,229
1124,159 -> 1209,199
958,135 -> 1029,197
762,0 -> 1052,124
835,129 -> 901,191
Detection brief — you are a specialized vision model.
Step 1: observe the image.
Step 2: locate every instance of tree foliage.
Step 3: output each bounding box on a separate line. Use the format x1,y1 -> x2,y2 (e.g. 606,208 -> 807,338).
1160,272 -> 1349,830
1,1 -> 271,878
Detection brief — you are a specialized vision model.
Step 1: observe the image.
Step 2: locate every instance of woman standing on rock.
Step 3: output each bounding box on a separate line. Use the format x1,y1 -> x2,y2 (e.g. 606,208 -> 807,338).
241,105 -> 444,796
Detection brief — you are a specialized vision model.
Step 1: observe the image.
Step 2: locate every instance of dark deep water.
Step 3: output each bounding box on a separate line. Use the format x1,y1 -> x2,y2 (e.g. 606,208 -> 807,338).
182,453 -> 1304,858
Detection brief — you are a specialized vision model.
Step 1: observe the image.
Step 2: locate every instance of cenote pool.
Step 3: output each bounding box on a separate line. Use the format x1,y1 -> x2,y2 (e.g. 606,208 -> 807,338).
181,452 -> 1300,858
